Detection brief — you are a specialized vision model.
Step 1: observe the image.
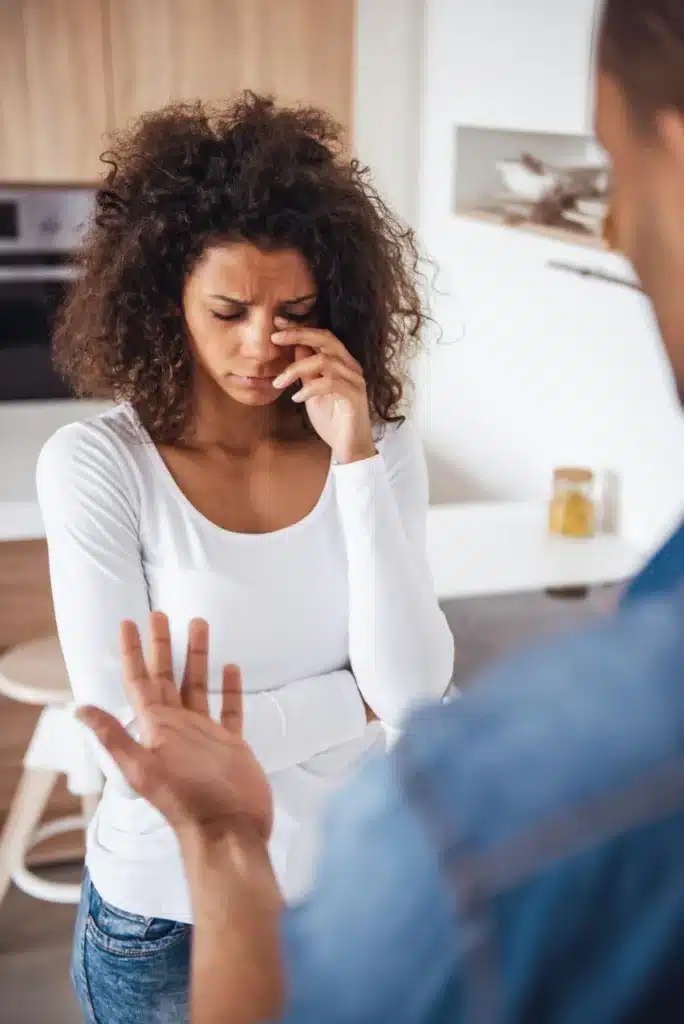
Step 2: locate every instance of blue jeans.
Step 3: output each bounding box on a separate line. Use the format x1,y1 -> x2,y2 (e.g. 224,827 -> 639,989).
71,870 -> 191,1023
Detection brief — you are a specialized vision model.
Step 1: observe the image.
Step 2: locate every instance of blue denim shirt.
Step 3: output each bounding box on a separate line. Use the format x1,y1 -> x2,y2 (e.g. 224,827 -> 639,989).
622,520 -> 684,607
277,524 -> 684,1023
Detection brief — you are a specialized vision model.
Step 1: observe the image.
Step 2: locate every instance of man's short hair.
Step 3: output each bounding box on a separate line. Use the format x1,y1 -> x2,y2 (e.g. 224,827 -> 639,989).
599,0 -> 684,129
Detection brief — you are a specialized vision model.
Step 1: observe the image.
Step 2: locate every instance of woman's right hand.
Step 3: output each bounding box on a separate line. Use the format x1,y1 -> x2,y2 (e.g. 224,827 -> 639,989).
77,613 -> 274,843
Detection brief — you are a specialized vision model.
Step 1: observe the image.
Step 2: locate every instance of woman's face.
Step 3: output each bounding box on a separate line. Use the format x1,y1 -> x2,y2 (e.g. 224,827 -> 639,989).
182,241 -> 318,407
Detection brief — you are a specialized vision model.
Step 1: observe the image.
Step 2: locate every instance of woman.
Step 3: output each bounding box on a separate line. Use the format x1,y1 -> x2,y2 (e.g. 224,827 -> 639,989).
37,93 -> 454,1023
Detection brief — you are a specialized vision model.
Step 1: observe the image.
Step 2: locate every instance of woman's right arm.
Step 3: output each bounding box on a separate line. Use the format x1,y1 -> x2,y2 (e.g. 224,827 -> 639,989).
36,423 -> 150,790
37,422 -> 366,782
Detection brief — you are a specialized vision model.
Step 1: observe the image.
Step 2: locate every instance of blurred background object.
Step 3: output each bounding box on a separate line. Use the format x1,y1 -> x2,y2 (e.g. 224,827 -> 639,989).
548,467 -> 597,539
478,152 -> 610,242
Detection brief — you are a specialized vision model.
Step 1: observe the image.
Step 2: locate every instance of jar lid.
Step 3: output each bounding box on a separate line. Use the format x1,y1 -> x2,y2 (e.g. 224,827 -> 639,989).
554,467 -> 594,484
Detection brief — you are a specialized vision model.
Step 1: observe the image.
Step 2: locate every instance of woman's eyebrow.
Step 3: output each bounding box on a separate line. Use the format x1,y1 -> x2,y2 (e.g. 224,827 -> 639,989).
207,292 -> 317,305
281,292 -> 318,304
208,293 -> 247,304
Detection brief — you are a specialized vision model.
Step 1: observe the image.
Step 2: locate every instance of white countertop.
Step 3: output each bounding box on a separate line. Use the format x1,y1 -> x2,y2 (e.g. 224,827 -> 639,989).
0,400 -> 110,541
0,501 -> 45,543
427,502 -> 644,600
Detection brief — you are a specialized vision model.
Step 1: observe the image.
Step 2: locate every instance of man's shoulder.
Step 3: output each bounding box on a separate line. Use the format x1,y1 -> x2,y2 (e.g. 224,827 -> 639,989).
623,517 -> 684,605
280,596 -> 684,1023
398,591 -> 684,859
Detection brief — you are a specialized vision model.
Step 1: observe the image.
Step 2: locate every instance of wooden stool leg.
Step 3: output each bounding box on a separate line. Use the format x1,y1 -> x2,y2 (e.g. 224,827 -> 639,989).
80,793 -> 100,827
0,767 -> 57,906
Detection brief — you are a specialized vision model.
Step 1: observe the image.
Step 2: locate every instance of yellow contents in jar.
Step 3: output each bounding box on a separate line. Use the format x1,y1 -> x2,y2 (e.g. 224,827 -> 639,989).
548,469 -> 596,539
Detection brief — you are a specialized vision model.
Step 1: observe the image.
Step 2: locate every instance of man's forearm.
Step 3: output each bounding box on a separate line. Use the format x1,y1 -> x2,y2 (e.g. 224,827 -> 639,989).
181,823 -> 286,1024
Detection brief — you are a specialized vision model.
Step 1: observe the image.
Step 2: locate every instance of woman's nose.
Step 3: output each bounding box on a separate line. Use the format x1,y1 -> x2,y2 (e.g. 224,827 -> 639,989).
240,313 -> 279,358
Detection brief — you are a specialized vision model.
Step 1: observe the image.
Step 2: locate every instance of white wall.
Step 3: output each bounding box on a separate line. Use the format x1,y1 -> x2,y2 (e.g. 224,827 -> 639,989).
414,219 -> 684,550
416,0 -> 684,554
353,0 -> 424,226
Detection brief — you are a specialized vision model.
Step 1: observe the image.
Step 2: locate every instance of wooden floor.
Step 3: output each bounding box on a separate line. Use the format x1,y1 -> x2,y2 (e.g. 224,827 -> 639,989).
0,589 -> 615,1023
0,864 -> 81,1024
443,587 -> 615,690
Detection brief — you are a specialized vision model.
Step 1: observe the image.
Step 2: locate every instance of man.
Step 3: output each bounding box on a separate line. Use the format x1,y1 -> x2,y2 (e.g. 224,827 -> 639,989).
79,1 -> 684,1021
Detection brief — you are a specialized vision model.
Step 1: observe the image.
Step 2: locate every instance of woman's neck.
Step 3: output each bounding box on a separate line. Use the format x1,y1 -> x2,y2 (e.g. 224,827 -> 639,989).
188,381 -> 299,453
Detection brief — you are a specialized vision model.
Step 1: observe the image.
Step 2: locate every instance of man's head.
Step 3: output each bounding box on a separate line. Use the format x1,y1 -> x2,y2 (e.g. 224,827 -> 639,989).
597,0 -> 684,392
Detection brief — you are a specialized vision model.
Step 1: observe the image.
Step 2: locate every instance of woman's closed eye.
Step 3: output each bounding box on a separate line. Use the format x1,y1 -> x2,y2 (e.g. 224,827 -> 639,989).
211,309 -> 244,322
280,309 -> 315,324
210,308 -> 315,324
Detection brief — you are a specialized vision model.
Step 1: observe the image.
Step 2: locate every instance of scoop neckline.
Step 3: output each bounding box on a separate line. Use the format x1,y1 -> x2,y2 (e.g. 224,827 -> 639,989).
130,409 -> 334,542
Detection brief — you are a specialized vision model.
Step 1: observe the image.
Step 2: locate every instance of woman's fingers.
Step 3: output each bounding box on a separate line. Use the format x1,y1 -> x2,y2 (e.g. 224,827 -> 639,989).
220,664 -> 243,735
294,344 -> 321,389
292,375 -> 359,405
272,327 -> 362,374
148,612 -> 178,705
77,705 -> 149,794
272,353 -> 325,389
180,618 -> 210,715
273,353 -> 363,392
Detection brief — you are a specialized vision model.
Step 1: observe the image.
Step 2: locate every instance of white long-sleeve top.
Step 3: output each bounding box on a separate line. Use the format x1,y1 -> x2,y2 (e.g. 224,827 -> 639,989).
36,403 -> 454,920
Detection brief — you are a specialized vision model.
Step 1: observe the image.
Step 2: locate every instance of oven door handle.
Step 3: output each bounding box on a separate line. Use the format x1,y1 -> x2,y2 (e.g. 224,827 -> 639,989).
0,265 -> 79,283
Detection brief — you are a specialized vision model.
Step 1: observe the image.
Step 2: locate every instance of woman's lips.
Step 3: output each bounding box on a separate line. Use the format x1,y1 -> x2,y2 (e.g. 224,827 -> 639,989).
231,375 -> 278,391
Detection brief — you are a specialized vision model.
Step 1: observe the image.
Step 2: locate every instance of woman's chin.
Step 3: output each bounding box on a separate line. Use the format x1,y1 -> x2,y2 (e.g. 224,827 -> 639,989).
222,378 -> 283,407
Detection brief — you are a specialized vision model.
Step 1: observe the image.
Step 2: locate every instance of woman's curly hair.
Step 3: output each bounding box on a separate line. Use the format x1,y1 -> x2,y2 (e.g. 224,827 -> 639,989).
54,92 -> 426,443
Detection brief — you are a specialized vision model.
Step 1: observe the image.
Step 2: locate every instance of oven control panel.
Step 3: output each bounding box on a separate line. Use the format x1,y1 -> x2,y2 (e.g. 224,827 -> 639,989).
0,189 -> 95,253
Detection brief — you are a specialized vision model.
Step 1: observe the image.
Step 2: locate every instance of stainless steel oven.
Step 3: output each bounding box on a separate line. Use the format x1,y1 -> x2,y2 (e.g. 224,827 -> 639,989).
0,188 -> 94,401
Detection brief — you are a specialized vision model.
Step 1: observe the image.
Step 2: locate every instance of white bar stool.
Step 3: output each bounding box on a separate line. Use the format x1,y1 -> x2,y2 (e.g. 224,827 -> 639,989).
0,636 -> 103,905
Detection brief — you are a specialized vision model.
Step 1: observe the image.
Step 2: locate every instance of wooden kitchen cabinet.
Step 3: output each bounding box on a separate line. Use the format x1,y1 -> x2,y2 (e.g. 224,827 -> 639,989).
0,1 -> 32,181
0,0 -> 110,183
0,0 -> 354,184
434,0 -> 600,135
106,0 -> 354,132
245,0 -> 354,128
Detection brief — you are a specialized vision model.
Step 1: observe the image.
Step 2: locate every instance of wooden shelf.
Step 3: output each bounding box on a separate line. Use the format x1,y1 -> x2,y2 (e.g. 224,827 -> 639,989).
456,207 -> 608,251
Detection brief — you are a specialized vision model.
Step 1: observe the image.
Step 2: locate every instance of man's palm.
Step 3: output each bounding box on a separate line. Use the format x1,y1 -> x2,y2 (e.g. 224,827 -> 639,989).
78,615 -> 273,840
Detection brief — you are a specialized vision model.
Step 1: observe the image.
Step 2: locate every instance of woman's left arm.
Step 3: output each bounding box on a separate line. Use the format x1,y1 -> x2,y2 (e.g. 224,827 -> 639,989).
334,421 -> 455,728
271,324 -> 454,729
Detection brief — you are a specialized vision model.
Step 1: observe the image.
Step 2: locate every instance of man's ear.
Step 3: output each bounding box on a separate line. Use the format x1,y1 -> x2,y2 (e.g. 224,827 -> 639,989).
657,108 -> 684,172
603,204 -> 619,251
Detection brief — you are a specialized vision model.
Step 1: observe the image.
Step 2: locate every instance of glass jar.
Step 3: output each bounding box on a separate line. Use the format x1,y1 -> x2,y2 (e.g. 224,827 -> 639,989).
548,468 -> 596,539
